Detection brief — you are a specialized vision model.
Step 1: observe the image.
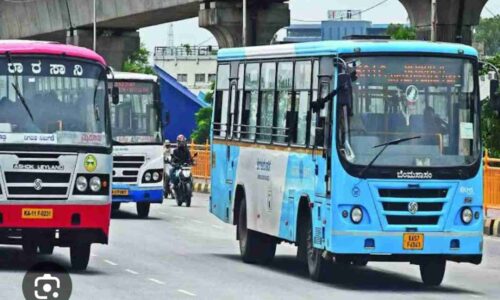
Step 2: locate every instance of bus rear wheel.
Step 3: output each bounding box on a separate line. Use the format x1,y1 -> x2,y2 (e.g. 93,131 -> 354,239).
137,203 -> 150,218
70,243 -> 91,271
111,203 -> 121,211
420,259 -> 446,286
238,199 -> 276,265
303,210 -> 332,282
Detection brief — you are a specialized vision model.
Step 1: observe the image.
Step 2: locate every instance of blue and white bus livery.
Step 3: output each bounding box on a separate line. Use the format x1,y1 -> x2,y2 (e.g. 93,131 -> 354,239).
110,72 -> 164,218
209,40 -> 491,285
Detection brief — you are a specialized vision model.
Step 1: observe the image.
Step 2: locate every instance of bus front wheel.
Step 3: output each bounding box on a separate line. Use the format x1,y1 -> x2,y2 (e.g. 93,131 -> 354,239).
419,259 -> 446,286
238,199 -> 276,265
303,211 -> 332,282
137,203 -> 150,218
70,243 -> 91,271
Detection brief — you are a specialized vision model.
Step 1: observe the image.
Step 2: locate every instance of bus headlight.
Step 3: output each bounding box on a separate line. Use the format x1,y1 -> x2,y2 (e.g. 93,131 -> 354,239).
461,207 -> 473,224
89,176 -> 102,192
153,171 -> 160,181
351,207 -> 363,224
144,172 -> 152,182
76,176 -> 88,192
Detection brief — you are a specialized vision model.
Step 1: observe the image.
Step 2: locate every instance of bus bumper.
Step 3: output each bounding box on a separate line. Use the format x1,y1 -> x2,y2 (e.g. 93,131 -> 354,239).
329,231 -> 483,263
0,204 -> 110,244
111,184 -> 163,204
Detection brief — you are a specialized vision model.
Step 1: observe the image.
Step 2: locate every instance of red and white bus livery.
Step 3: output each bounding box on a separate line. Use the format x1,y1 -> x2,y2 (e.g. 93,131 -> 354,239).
0,41 -> 113,270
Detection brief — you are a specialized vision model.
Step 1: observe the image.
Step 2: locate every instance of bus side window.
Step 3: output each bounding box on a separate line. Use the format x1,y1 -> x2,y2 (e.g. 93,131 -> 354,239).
242,63 -> 259,140
235,64 -> 245,139
214,64 -> 230,137
258,62 -> 276,142
275,61 -> 293,144
294,61 -> 312,146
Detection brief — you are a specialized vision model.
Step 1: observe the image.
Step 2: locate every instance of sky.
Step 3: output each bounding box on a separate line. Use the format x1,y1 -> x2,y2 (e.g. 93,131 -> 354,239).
139,0 -> 500,56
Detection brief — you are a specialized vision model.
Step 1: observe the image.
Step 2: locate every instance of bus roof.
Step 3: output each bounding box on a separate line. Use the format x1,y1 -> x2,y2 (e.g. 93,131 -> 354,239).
217,40 -> 478,61
0,40 -> 106,65
110,71 -> 158,82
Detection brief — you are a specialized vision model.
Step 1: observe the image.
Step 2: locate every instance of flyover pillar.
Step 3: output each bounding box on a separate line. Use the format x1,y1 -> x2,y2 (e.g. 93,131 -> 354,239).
66,29 -> 140,70
199,1 -> 290,48
399,0 -> 487,45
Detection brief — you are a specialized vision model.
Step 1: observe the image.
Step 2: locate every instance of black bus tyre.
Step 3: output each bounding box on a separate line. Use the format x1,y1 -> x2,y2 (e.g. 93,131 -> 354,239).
111,203 -> 121,211
238,199 -> 262,264
39,243 -> 54,255
305,211 -> 332,282
137,202 -> 151,218
70,243 -> 91,271
22,240 -> 38,256
420,259 -> 446,286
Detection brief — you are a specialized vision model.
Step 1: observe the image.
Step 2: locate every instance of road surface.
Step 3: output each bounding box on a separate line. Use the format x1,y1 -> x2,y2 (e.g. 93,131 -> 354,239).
2,193 -> 500,299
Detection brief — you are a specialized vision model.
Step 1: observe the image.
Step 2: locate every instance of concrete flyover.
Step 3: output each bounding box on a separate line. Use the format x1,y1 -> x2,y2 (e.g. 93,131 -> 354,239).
0,0 -> 290,69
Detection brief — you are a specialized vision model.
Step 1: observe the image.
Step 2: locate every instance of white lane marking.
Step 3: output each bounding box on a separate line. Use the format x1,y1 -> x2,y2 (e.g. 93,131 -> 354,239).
174,216 -> 185,220
125,269 -> 139,275
211,225 -> 223,229
177,289 -> 196,297
149,278 -> 166,285
193,220 -> 203,224
104,259 -> 118,266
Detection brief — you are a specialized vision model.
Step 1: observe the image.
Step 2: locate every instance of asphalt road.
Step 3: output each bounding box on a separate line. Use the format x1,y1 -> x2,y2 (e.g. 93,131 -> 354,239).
2,193 -> 500,300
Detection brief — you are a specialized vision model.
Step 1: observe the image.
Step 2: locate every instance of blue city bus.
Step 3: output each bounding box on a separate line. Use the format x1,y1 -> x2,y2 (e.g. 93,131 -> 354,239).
209,40 -> 493,285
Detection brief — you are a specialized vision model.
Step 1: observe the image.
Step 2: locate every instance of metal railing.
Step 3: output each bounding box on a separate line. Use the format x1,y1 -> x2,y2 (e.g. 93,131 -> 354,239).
189,140 -> 211,181
484,150 -> 500,214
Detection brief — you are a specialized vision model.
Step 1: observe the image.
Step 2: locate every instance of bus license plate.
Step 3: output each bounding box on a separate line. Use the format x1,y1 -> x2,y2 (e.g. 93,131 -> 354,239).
22,208 -> 53,220
403,233 -> 424,250
112,189 -> 129,196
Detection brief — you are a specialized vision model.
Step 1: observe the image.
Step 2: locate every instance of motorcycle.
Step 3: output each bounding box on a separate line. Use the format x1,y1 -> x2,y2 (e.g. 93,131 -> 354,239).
167,153 -> 197,207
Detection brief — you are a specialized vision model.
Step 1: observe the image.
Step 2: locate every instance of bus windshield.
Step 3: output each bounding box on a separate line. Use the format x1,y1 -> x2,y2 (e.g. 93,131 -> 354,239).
339,56 -> 480,168
0,57 -> 108,148
111,81 -> 161,145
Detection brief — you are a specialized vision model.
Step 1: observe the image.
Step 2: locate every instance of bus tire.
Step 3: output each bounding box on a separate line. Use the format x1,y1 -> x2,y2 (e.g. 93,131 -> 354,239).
420,259 -> 446,286
238,199 -> 275,264
137,203 -> 150,218
22,240 -> 38,256
70,243 -> 91,271
111,203 -> 121,211
304,211 -> 332,282
39,243 -> 54,255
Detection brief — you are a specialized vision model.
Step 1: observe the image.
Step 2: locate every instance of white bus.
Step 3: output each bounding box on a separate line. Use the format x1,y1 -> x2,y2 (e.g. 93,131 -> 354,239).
109,72 -> 164,218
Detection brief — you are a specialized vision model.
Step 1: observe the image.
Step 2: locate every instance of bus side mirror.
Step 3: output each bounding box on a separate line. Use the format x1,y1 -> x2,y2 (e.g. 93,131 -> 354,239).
165,111 -> 170,125
112,87 -> 119,105
491,79 -> 500,113
337,73 -> 353,109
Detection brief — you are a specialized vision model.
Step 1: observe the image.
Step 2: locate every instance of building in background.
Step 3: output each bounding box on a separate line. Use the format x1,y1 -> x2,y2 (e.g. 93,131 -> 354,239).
154,46 -> 218,96
283,24 -> 322,43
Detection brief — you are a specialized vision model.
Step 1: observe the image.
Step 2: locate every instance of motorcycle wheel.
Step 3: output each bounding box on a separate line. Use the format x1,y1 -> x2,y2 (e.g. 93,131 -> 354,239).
185,182 -> 192,207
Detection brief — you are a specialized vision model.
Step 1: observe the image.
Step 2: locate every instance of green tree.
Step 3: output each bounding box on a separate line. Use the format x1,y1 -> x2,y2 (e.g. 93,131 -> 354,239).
482,54 -> 500,157
475,16 -> 500,56
191,82 -> 215,144
122,43 -> 154,74
386,24 -> 416,40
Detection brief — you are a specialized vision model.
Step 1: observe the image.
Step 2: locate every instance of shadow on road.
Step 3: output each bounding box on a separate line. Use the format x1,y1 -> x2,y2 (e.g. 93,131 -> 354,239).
111,210 -> 161,220
213,253 -> 482,296
0,246 -> 106,275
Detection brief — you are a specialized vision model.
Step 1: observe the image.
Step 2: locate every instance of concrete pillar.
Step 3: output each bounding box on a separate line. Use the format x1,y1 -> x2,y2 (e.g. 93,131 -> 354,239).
66,29 -> 140,70
399,0 -> 487,45
199,1 -> 290,48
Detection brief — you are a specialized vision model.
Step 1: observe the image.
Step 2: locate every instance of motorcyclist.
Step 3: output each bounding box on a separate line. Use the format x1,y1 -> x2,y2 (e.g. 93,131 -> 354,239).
169,134 -> 193,187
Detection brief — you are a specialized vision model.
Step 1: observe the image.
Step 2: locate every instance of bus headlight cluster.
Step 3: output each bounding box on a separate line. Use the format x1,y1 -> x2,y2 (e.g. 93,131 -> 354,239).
351,207 -> 363,224
76,176 -> 88,192
461,207 -> 473,224
144,172 -> 152,182
142,170 -> 163,183
89,176 -> 102,192
153,171 -> 160,181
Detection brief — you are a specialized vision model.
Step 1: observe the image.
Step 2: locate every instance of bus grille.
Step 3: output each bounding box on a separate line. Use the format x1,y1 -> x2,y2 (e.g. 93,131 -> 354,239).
375,186 -> 451,228
4,172 -> 71,200
113,156 -> 145,184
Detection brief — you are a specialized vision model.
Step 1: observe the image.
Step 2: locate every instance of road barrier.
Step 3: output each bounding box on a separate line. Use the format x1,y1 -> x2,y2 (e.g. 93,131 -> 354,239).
190,140 -> 211,181
484,151 -> 500,214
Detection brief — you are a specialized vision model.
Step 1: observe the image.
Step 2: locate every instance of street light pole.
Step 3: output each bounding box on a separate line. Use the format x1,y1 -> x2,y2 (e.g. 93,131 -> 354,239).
93,0 -> 97,51
242,0 -> 247,46
431,0 -> 437,42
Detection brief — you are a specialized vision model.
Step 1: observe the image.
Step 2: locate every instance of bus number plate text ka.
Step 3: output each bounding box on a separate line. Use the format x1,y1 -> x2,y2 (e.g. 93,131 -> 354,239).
22,208 -> 53,219
403,233 -> 424,250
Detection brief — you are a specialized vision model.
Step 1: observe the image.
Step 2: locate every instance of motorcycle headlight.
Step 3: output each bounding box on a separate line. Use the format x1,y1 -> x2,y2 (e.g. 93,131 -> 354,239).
182,170 -> 191,178
144,172 -> 152,182
89,176 -> 101,192
76,176 -> 88,192
153,171 -> 160,181
351,207 -> 363,224
461,207 -> 473,224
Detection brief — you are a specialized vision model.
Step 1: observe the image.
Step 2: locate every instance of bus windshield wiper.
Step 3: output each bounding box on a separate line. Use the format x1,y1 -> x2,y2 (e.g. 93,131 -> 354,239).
358,136 -> 421,179
11,82 -> 34,122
